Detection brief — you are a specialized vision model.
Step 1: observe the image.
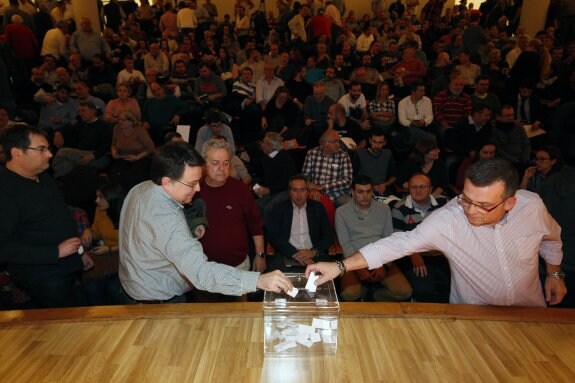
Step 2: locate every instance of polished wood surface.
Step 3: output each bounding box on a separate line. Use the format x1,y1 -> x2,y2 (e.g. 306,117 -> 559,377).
0,303 -> 574,382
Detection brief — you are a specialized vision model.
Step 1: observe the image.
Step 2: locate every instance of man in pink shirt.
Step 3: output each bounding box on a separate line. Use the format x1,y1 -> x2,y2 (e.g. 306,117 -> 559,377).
307,157 -> 567,307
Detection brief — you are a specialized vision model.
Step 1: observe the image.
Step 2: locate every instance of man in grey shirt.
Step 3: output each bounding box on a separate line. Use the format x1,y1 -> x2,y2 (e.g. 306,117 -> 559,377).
118,143 -> 292,303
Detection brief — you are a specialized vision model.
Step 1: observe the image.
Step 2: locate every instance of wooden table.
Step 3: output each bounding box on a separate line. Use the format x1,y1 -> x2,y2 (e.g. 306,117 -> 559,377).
0,303 -> 574,382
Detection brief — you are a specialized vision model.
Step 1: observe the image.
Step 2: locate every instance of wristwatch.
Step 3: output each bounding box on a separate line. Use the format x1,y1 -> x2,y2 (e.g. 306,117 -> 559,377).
257,252 -> 266,259
547,271 -> 565,280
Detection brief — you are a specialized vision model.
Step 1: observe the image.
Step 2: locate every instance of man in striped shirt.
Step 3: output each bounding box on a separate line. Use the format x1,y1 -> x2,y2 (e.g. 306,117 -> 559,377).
308,158 -> 567,307
433,76 -> 472,144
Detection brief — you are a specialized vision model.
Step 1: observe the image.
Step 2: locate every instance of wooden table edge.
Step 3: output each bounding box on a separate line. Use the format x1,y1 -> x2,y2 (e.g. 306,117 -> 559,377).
0,302 -> 573,326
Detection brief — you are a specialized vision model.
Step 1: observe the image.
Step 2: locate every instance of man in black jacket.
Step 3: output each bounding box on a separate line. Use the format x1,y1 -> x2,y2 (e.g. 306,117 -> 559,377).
0,124 -> 91,308
266,174 -> 333,271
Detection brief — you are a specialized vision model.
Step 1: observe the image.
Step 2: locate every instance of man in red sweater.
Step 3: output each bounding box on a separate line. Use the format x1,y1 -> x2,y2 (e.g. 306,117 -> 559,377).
197,138 -> 266,301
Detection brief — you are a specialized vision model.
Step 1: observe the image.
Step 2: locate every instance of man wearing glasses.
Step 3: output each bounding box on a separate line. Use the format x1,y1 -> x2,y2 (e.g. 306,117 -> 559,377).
0,125 -> 92,308
118,142 -> 292,304
307,157 -> 567,307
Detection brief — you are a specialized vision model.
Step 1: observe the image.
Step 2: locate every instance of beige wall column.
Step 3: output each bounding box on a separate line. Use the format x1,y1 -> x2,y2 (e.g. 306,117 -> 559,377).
520,0 -> 550,37
72,0 -> 101,34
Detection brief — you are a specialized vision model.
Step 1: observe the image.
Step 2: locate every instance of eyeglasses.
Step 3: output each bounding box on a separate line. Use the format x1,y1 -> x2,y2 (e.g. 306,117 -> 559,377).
409,185 -> 430,190
457,194 -> 507,214
23,146 -> 50,154
175,179 -> 200,189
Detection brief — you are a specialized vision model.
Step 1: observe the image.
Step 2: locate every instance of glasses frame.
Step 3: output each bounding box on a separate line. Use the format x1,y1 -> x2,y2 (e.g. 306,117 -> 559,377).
23,146 -> 50,153
175,179 -> 200,189
457,194 -> 507,214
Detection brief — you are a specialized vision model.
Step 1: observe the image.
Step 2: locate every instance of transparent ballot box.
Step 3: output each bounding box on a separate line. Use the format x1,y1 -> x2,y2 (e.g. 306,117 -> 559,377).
263,273 -> 340,357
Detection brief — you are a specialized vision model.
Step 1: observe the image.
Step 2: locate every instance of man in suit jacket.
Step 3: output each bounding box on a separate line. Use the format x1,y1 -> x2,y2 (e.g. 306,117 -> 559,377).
266,174 -> 333,271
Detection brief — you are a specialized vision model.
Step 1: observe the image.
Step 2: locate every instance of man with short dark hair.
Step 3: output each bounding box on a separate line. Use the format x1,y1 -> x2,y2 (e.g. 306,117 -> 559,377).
51,100 -> 112,178
0,124 -> 91,308
266,174 -> 333,271
336,175 -> 412,302
309,157 -> 567,307
118,142 -> 292,303
354,128 -> 397,197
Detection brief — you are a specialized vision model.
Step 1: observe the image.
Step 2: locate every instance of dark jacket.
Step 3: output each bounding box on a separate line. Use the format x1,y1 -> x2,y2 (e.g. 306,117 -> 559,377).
267,199 -> 333,259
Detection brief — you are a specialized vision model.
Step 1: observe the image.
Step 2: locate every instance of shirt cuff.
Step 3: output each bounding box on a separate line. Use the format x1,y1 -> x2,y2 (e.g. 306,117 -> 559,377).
241,270 -> 260,294
359,242 -> 385,270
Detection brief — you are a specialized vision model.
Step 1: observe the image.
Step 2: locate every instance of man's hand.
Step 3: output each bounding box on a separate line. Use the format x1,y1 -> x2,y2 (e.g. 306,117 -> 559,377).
194,224 -> 206,239
305,118 -> 315,126
356,266 -> 386,283
309,189 -> 323,201
410,253 -> 427,277
373,184 -> 387,194
81,228 -> 92,248
293,249 -> 316,266
545,277 -> 567,305
169,115 -> 180,125
256,270 -> 293,293
252,257 -> 266,272
305,262 -> 340,287
58,237 -> 82,258
82,253 -> 94,270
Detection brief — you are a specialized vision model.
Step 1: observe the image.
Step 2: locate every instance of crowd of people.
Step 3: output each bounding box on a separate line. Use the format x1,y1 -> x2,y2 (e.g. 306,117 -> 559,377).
0,0 -> 574,310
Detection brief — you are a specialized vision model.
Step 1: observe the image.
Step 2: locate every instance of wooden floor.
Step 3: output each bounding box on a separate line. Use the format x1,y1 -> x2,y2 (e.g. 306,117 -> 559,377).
0,303 -> 574,382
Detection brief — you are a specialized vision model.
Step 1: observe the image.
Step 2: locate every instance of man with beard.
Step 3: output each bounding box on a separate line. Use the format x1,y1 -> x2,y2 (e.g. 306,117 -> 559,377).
319,66 -> 345,103
354,128 -> 397,197
337,81 -> 369,129
307,157 -> 567,307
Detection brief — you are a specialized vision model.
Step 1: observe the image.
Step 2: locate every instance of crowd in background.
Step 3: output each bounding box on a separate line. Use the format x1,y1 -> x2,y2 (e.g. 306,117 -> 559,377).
0,0 -> 574,309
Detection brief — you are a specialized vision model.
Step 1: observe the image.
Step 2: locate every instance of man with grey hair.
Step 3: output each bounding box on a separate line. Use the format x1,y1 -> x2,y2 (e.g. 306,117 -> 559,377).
302,128 -> 353,207
70,17 -> 112,63
252,131 -> 297,213
196,138 -> 267,301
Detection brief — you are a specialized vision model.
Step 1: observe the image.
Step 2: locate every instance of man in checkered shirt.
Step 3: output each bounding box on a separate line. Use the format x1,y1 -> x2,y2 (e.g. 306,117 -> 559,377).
302,129 -> 352,207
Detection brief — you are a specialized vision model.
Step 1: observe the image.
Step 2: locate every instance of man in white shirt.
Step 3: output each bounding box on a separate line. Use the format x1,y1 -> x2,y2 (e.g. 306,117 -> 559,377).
41,21 -> 68,61
308,157 -> 567,307
176,1 -> 197,33
288,4 -> 309,43
338,81 -> 368,120
396,80 -> 435,150
256,63 -> 284,110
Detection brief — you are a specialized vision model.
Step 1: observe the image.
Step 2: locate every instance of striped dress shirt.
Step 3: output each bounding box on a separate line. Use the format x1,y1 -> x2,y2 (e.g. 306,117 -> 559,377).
361,190 -> 562,306
119,181 -> 259,301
